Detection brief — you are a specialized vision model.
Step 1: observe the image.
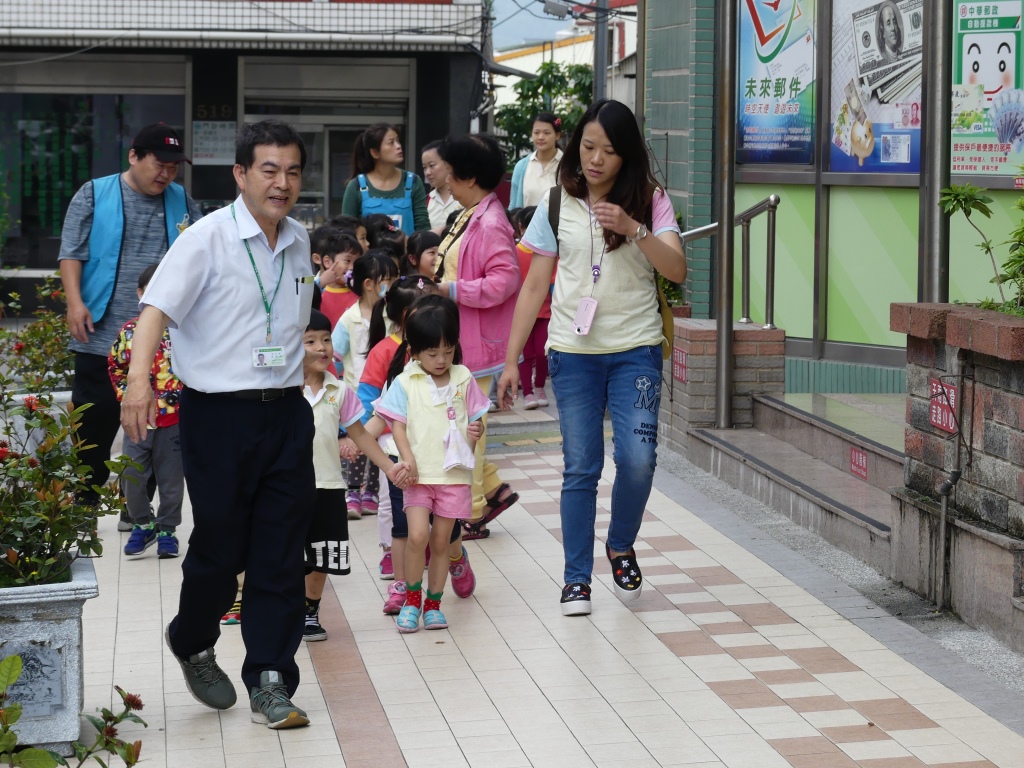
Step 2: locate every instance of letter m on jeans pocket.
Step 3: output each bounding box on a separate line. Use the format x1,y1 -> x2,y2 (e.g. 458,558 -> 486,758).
633,375 -> 660,414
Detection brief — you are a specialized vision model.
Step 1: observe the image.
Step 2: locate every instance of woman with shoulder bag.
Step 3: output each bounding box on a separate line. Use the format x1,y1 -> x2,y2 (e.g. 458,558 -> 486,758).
497,99 -> 686,616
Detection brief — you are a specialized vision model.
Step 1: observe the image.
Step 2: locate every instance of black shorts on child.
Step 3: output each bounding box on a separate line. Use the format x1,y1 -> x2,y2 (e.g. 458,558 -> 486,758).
304,488 -> 350,575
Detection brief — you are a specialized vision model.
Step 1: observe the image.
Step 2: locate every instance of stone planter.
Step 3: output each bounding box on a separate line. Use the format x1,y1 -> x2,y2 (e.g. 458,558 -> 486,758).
890,302 -> 1024,651
0,557 -> 98,755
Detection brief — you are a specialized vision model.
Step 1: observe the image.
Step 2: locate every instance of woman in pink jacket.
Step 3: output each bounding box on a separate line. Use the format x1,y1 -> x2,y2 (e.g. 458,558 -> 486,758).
436,134 -> 521,539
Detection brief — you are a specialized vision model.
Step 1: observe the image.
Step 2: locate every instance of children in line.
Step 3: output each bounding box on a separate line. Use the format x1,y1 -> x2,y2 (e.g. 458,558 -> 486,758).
108,263 -> 185,559
301,310 -> 411,641
311,227 -> 363,327
377,295 -> 489,632
401,230 -> 441,280
356,278 -> 432,607
332,252 -> 399,519
330,215 -> 371,252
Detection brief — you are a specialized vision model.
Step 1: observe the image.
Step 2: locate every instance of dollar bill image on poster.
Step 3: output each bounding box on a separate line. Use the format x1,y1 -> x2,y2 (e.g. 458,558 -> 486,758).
951,1 -> 1023,178
829,0 -> 924,173
737,0 -> 817,164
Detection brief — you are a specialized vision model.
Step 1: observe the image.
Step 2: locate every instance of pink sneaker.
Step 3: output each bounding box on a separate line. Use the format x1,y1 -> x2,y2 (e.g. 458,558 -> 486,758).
346,491 -> 362,520
535,387 -> 549,407
383,581 -> 406,615
449,546 -> 476,598
379,551 -> 394,580
361,492 -> 379,515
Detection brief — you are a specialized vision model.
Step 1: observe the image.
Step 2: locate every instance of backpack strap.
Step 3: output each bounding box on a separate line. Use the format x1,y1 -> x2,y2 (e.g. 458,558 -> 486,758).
404,171 -> 414,196
547,185 -> 561,253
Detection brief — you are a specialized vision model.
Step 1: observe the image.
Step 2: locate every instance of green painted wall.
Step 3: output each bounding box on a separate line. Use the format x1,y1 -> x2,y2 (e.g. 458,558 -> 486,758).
949,189 -> 1020,305
827,187 -> 918,347
645,0 -> 716,318
733,184 -> 816,338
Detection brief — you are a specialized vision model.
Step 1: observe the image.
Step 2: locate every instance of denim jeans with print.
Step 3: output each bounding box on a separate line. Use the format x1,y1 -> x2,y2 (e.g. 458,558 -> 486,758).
548,344 -> 661,585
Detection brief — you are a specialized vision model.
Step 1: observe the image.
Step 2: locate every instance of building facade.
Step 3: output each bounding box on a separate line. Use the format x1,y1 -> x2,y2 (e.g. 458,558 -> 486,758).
644,0 -> 1012,388
0,0 -> 486,269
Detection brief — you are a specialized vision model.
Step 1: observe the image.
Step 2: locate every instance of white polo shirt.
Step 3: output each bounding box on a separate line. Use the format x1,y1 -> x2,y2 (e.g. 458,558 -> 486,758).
427,189 -> 461,231
141,195 -> 313,392
522,148 -> 563,208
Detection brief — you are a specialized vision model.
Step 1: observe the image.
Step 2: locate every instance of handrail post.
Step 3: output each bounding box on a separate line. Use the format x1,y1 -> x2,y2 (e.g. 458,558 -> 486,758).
714,0 -> 738,430
739,220 -> 752,324
763,196 -> 779,330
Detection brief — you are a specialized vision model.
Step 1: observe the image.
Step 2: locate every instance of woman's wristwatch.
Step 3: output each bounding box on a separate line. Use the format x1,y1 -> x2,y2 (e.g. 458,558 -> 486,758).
629,223 -> 649,243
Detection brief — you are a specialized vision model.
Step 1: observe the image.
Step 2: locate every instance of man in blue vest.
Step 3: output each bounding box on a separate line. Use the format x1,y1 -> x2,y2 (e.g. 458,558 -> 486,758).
59,123 -> 202,517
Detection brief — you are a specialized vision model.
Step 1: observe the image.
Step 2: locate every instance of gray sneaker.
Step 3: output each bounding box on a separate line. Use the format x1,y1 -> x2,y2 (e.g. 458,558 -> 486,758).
164,626 -> 237,710
250,671 -> 309,729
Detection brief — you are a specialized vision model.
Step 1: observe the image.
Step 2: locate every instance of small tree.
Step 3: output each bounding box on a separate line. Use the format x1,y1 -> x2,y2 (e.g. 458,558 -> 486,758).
494,61 -> 593,167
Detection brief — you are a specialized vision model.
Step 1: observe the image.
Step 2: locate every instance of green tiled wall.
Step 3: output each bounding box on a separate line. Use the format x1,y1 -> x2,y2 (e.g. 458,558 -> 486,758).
645,0 -> 716,318
785,359 -> 907,394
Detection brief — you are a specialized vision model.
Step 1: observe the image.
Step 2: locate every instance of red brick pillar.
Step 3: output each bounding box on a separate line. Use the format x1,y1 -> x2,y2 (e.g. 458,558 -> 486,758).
659,318 -> 786,454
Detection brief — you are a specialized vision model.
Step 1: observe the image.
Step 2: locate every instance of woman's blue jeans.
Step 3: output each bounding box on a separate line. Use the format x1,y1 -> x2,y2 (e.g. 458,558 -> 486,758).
549,344 -> 662,585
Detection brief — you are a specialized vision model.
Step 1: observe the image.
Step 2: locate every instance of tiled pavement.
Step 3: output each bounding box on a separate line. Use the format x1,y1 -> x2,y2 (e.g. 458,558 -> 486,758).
82,446 -> 1024,768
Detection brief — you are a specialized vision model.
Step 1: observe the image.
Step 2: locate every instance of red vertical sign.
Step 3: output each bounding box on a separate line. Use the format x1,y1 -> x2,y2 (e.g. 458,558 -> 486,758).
850,446 -> 868,480
673,348 -> 687,383
929,378 -> 958,434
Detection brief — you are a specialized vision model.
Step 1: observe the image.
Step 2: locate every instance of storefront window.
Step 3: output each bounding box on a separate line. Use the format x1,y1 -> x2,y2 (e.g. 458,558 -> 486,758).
0,94 -> 185,268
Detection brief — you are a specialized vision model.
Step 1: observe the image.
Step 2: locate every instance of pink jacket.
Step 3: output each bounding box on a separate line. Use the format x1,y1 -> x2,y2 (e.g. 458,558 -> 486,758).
452,192 -> 520,376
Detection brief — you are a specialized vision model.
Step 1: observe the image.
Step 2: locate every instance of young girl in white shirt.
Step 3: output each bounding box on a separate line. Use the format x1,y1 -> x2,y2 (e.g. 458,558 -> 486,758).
333,252 -> 398,520
376,296 -> 489,632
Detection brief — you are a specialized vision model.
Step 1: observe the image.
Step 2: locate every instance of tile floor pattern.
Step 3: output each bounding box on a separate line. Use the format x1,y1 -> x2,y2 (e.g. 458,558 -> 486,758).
81,450 -> 1024,768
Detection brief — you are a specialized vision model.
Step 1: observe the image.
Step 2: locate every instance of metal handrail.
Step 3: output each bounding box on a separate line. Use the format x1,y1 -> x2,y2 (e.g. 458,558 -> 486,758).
679,194 -> 781,329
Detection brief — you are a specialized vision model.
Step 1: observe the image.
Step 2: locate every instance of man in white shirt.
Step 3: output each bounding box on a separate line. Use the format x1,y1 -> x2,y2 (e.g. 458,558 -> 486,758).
121,120 -> 317,730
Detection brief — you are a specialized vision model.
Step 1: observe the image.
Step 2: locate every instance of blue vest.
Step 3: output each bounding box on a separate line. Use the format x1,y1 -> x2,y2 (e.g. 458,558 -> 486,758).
358,171 -> 415,235
83,174 -> 188,322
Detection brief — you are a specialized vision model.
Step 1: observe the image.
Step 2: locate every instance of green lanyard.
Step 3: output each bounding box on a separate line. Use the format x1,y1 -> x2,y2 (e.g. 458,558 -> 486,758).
231,203 -> 286,343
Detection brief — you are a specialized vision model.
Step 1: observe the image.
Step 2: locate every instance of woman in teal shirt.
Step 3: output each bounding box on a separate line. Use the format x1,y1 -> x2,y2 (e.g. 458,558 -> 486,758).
341,123 -> 430,234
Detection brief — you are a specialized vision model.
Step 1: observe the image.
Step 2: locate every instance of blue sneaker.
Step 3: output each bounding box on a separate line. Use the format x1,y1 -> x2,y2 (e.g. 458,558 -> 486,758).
157,531 -> 179,559
396,605 -> 421,633
124,524 -> 156,556
423,609 -> 448,630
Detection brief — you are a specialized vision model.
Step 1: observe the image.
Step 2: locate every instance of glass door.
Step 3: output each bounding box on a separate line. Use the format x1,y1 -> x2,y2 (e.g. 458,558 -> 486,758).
328,128 -> 364,219
291,125 -> 326,230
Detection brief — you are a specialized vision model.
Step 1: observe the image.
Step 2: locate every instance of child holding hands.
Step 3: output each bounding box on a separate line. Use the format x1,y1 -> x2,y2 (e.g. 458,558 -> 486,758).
301,310 -> 411,641
376,296 -> 489,632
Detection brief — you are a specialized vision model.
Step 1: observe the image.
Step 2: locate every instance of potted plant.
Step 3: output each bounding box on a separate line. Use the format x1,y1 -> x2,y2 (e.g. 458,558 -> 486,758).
0,182 -> 129,753
1,653 -> 147,767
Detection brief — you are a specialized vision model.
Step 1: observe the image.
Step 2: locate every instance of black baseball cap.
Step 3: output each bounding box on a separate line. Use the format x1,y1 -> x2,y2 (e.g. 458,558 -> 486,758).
131,123 -> 191,164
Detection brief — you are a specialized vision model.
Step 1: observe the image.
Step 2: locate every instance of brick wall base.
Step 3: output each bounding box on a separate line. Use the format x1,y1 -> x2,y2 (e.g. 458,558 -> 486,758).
659,318 -> 786,455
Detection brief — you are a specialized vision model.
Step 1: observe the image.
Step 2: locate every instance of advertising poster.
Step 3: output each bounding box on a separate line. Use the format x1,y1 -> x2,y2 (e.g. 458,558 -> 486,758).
737,0 -> 817,164
829,0 -> 924,173
950,2 -> 1023,177
737,0 -> 815,163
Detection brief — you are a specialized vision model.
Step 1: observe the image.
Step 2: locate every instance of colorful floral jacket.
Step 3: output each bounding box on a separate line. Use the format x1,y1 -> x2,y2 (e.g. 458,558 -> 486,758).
108,318 -> 182,428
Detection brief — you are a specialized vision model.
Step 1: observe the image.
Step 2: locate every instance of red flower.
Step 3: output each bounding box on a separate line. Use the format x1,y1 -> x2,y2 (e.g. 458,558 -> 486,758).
13,342 -> 24,354
26,457 -> 38,468
22,396 -> 38,412
0,448 -> 10,461
50,290 -> 61,299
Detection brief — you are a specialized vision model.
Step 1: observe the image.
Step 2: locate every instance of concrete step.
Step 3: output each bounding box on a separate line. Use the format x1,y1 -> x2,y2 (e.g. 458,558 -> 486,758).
754,394 -> 905,493
688,427 -> 892,575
